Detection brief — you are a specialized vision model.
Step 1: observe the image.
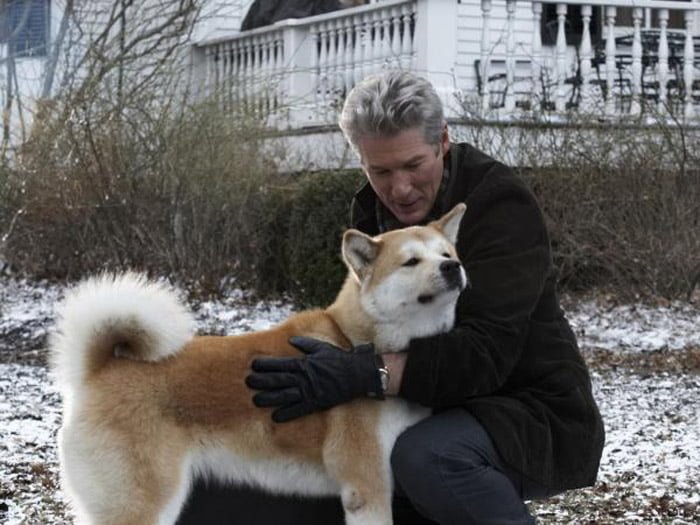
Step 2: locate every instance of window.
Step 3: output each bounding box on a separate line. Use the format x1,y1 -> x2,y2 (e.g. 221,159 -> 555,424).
0,0 -> 50,58
617,1 -> 691,30
541,5 -> 602,47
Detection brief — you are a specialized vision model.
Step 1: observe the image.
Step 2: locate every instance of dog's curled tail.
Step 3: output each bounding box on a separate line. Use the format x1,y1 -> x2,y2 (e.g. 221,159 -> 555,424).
50,272 -> 195,390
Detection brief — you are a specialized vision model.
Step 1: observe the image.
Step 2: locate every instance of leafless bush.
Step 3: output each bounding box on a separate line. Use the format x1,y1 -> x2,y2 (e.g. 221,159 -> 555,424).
457,110 -> 700,300
5,96 -> 283,292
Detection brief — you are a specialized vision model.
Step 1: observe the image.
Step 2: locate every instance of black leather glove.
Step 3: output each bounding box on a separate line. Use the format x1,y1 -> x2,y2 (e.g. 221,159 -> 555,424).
246,336 -> 384,423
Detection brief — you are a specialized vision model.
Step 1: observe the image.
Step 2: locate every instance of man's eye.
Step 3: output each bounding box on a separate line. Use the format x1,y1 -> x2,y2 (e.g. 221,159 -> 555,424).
402,257 -> 420,267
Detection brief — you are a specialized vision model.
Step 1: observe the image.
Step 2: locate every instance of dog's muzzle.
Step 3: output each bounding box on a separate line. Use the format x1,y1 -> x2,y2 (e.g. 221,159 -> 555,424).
441,260 -> 468,291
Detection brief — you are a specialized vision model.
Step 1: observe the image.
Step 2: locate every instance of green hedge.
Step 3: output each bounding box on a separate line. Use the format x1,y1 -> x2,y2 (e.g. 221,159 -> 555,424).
284,170 -> 365,306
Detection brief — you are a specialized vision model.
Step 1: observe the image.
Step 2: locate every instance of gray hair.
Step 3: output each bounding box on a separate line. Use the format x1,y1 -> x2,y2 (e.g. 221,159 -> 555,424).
338,71 -> 445,153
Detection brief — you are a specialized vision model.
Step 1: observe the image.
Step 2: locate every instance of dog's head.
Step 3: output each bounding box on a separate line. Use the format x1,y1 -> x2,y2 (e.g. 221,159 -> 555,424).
342,204 -> 469,350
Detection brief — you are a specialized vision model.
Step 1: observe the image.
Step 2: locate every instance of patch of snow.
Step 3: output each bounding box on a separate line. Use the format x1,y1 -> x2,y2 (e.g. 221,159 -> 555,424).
1,276 -> 699,523
566,301 -> 700,352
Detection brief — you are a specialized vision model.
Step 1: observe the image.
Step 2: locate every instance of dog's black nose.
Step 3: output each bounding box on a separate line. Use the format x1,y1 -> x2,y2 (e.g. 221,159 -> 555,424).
440,260 -> 463,289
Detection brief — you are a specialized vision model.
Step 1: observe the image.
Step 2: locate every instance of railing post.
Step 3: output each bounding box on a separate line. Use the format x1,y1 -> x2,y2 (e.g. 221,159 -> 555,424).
555,3 -> 568,112
657,9 -> 669,111
504,0 -> 517,112
579,4 -> 593,112
630,7 -> 643,115
414,0 -> 459,117
530,2 -> 543,111
480,0 -> 492,112
605,6 -> 617,116
282,23 -> 316,126
683,10 -> 696,119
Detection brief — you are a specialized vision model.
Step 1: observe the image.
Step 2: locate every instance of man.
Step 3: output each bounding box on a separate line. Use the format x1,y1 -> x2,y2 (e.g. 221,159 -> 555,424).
248,71 -> 605,524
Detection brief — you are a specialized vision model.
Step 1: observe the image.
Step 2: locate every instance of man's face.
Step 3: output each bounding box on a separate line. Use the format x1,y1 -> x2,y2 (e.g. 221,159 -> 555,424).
357,127 -> 449,226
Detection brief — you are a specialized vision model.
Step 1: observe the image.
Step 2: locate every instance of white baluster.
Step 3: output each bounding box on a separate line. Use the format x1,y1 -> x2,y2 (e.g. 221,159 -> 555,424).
253,36 -> 262,114
353,16 -> 363,83
362,13 -> 373,77
311,26 -> 321,109
531,2 -> 543,111
579,5 -> 593,111
555,3 -> 567,111
267,36 -> 276,113
372,10 -> 383,72
505,0 -> 517,111
337,19 -> 348,97
329,21 -> 339,100
270,37 -> 280,110
221,42 -> 229,106
203,46 -> 212,97
318,23 -> 329,108
630,7 -> 643,114
382,9 -> 390,69
343,18 -> 354,92
229,42 -> 238,105
391,6 -> 401,67
258,38 -> 268,114
243,41 -> 252,109
657,9 -> 669,110
217,44 -> 225,98
480,0 -> 492,111
335,19 -> 346,97
382,11 -> 392,67
402,5 -> 415,69
400,5 -> 412,69
683,10 -> 696,118
605,6 -> 617,116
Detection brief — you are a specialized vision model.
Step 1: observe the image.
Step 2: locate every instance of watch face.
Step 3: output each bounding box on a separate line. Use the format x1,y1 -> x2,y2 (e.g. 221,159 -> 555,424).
379,368 -> 390,392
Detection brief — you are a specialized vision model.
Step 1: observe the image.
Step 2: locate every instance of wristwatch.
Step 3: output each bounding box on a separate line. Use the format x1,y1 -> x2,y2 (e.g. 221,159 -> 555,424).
375,354 -> 390,396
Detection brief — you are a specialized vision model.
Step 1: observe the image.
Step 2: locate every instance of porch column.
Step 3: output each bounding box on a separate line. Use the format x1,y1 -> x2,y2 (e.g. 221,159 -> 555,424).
414,0 -> 459,117
282,22 -> 316,127
684,10 -> 696,119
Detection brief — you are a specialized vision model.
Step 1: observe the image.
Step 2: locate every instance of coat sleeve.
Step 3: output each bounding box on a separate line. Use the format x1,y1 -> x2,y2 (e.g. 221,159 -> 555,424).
399,169 -> 552,407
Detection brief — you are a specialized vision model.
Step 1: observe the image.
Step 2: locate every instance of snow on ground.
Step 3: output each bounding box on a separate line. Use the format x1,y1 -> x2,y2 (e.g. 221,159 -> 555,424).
1,276 -> 699,524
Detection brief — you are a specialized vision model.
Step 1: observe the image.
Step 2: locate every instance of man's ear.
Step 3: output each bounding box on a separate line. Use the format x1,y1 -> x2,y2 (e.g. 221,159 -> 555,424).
342,229 -> 380,282
430,203 -> 466,245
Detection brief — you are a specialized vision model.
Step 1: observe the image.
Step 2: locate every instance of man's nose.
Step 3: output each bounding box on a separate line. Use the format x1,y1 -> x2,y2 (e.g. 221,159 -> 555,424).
390,172 -> 413,198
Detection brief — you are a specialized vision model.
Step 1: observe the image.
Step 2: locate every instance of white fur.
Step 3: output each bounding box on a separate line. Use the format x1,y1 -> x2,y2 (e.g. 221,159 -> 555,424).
361,240 -> 466,352
189,447 -> 339,497
51,273 -> 194,384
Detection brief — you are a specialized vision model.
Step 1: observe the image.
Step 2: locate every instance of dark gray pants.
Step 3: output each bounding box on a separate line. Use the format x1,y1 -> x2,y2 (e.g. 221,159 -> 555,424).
391,408 -> 552,525
178,408 -> 550,524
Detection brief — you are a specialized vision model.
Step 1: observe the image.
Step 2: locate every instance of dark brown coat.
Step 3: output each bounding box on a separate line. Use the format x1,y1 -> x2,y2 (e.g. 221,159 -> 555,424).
351,142 -> 605,490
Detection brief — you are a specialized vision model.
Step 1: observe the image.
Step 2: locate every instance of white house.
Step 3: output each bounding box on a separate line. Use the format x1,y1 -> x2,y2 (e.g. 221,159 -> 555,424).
190,0 -> 700,168
2,1 -> 700,167
193,0 -> 700,117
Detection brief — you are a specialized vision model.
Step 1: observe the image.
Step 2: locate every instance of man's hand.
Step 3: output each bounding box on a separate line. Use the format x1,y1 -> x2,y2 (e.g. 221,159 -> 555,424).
245,336 -> 384,423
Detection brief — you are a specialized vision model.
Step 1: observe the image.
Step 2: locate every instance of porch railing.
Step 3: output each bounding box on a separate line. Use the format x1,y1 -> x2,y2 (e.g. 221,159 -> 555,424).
483,0 -> 700,118
195,0 -> 419,125
193,0 -> 700,126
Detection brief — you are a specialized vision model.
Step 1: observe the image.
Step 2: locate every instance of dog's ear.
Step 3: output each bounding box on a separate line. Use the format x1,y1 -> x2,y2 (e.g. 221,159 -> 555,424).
430,203 -> 466,244
342,229 -> 380,282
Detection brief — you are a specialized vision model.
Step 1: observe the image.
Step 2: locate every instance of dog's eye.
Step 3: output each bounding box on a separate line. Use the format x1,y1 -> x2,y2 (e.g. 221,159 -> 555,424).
442,252 -> 451,258
402,257 -> 420,267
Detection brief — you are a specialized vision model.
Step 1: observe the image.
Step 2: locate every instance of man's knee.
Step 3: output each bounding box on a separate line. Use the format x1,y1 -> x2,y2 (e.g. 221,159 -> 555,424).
390,412 -> 497,497
391,424 -> 439,491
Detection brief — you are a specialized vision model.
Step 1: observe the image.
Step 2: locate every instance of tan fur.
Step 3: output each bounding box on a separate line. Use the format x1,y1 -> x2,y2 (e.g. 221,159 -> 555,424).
53,205 -> 467,525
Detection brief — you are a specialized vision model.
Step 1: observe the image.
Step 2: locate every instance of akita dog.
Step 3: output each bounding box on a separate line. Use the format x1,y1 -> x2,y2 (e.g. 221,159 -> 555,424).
51,203 -> 467,525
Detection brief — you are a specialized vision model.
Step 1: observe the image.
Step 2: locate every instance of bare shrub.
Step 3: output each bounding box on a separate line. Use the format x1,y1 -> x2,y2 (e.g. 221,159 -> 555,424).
5,97 -> 281,292
458,110 -> 700,300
